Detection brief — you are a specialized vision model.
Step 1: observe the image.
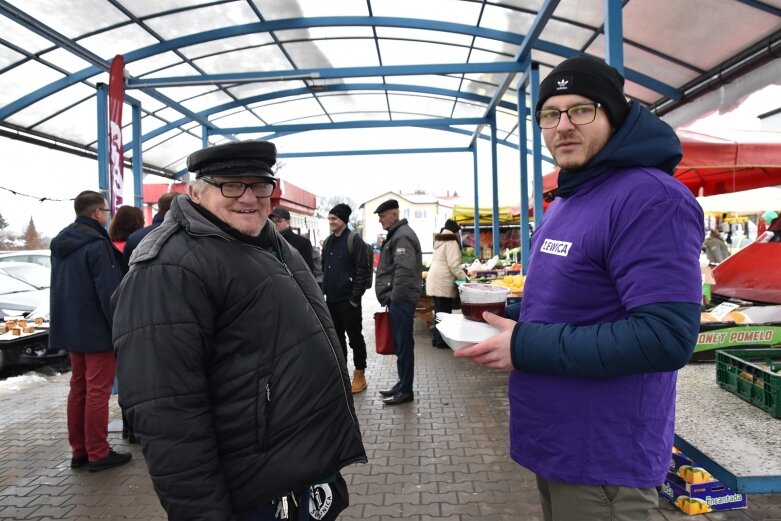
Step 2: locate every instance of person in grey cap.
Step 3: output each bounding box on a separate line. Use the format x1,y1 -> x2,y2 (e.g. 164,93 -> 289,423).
456,55 -> 703,520
111,140 -> 366,521
374,198 -> 423,405
270,206 -> 315,271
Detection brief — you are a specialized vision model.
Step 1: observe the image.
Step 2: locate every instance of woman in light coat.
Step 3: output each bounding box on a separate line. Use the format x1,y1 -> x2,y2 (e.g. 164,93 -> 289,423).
425,219 -> 468,348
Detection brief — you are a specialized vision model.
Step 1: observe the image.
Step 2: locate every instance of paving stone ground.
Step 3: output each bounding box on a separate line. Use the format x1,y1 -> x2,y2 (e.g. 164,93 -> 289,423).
1,294 -> 779,520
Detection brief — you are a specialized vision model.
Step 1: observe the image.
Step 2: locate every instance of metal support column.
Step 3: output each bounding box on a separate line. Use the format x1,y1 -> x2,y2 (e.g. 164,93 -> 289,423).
489,110 -> 500,257
604,0 -> 624,73
202,126 -> 209,149
131,102 -> 143,208
471,145 -> 480,259
530,65 -> 543,247
96,83 -> 109,201
518,74 -> 531,274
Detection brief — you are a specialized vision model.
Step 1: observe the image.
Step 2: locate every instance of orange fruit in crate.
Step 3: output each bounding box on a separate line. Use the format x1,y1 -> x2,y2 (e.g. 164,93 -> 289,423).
724,310 -> 752,323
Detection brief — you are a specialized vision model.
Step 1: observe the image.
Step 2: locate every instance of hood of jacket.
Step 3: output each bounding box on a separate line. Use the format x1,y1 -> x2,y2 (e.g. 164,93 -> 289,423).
434,231 -> 460,249
556,101 -> 682,197
50,216 -> 112,259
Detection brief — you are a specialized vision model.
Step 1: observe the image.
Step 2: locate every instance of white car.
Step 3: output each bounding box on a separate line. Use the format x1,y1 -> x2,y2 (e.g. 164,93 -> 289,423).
0,262 -> 50,290
0,271 -> 48,319
0,250 -> 51,268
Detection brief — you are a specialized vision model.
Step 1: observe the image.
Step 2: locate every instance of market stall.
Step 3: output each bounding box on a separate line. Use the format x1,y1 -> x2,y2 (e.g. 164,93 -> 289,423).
541,129 -> 781,198
0,319 -> 61,373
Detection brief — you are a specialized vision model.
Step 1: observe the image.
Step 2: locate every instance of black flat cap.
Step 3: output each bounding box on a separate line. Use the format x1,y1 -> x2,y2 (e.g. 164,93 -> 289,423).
187,141 -> 277,179
270,207 -> 291,220
374,199 -> 399,214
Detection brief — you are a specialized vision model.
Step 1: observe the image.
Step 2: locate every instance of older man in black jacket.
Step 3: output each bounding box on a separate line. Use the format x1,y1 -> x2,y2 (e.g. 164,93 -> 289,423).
374,199 -> 423,405
112,141 -> 366,521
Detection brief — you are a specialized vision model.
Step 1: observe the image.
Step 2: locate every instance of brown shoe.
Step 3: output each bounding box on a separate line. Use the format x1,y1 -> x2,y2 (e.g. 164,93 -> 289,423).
351,369 -> 367,393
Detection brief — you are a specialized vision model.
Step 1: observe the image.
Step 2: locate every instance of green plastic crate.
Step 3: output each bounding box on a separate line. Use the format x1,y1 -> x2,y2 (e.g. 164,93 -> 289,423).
715,348 -> 781,418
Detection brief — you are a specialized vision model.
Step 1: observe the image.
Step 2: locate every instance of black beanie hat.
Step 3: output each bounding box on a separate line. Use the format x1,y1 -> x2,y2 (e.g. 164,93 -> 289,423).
443,219 -> 460,233
329,203 -> 352,224
536,55 -> 630,129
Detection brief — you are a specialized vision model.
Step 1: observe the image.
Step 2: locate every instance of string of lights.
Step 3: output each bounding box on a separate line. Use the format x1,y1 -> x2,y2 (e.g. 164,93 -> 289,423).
0,185 -> 73,202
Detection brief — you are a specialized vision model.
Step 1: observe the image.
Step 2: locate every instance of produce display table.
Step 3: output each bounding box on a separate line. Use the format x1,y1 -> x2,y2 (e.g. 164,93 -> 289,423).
415,295 -> 435,328
674,363 -> 781,493
0,329 -> 64,371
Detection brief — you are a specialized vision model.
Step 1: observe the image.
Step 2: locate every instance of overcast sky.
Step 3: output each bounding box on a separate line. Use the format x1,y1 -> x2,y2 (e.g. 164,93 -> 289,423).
1,84 -> 778,239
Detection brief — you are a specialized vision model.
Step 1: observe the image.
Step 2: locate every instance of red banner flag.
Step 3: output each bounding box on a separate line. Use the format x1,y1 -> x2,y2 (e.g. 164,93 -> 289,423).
108,55 -> 125,214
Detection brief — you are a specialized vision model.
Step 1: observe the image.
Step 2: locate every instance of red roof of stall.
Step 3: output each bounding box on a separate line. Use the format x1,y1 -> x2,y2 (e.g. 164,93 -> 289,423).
540,129 -> 781,197
675,129 -> 781,196
712,242 -> 781,304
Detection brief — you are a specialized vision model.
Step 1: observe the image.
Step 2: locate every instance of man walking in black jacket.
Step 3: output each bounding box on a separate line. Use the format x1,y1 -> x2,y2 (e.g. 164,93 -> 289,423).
374,199 -> 423,405
270,206 -> 315,271
322,203 -> 372,393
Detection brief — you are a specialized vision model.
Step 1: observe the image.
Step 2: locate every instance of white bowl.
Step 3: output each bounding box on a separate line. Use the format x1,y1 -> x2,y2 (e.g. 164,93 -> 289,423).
435,314 -> 503,351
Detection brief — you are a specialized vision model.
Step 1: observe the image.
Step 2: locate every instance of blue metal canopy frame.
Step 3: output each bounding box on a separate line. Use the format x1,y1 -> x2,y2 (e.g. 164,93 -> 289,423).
0,1 -> 778,265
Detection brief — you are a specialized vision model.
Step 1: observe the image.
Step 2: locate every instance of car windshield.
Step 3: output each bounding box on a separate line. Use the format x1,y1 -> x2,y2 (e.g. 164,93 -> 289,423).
0,271 -> 38,294
0,251 -> 51,268
0,263 -> 51,289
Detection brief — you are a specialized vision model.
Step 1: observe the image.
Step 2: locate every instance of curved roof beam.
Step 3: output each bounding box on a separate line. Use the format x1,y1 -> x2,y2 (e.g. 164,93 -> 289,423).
169,124 -> 554,179
471,0 -> 560,145
126,82 -> 520,150
0,16 -> 680,121
128,61 -> 526,89
0,2 -> 227,139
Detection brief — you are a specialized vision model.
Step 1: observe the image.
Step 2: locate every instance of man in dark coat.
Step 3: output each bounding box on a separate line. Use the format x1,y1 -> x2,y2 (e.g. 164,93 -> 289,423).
270,206 -> 315,271
112,141 -> 366,521
122,191 -> 177,266
374,198 -> 423,405
49,190 -> 132,473
322,203 -> 372,393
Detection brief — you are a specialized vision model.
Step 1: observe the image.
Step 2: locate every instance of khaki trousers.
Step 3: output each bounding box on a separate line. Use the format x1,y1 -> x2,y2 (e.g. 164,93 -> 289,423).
536,475 -> 658,521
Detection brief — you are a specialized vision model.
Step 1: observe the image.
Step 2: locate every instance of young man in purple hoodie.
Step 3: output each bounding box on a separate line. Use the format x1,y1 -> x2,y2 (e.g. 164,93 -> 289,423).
456,55 -> 703,520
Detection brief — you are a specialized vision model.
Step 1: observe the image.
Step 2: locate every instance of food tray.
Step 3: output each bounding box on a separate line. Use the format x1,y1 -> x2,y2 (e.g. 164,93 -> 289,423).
435,313 -> 503,351
715,348 -> 781,418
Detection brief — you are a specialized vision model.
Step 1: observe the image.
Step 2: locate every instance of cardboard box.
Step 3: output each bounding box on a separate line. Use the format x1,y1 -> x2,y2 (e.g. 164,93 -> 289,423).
659,472 -> 746,515
669,450 -> 715,484
660,448 -> 747,515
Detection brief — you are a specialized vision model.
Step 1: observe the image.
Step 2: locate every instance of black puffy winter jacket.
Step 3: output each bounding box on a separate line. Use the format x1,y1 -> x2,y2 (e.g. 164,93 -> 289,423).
112,198 -> 366,521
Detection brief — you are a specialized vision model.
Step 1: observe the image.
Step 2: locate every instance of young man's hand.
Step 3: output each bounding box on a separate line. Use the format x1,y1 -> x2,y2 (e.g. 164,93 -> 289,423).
453,313 -> 516,371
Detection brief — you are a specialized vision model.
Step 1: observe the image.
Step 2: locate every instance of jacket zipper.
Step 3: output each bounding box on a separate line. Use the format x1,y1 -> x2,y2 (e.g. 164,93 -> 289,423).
188,227 -> 362,433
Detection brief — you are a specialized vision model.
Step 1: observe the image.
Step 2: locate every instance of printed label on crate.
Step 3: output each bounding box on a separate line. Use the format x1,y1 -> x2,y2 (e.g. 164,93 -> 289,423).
694,326 -> 781,352
661,473 -> 747,515
709,302 -> 741,321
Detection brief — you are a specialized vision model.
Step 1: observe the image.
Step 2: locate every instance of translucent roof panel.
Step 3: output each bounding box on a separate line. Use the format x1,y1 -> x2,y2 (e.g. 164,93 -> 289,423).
283,39 -> 379,69
0,0 -> 776,178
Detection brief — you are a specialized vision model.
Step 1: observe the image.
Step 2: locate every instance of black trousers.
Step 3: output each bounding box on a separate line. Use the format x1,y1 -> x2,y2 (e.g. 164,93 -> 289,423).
432,296 -> 454,347
326,299 -> 367,370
